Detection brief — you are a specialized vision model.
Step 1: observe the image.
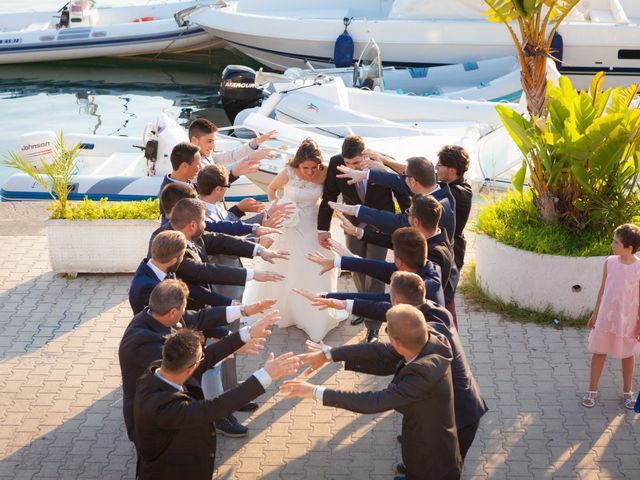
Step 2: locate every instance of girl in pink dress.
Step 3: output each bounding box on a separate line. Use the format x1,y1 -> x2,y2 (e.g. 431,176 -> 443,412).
583,223 -> 640,410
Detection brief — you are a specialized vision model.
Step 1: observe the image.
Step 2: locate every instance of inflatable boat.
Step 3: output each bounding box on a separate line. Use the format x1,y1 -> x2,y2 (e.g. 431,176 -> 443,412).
0,0 -> 221,65
1,114 -> 265,203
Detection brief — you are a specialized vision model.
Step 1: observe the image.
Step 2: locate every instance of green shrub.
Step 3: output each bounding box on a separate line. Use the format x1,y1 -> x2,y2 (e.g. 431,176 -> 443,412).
49,197 -> 160,220
475,190 -> 640,256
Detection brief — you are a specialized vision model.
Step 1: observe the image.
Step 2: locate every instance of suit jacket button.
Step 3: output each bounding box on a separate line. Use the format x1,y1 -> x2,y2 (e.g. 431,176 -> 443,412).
210,453 -> 215,458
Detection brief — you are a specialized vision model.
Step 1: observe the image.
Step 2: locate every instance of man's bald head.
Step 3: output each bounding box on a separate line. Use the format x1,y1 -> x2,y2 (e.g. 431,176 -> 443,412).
385,304 -> 428,351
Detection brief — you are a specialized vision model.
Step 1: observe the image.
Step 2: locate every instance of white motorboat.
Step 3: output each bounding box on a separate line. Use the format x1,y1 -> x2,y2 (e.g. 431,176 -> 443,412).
238,112 -> 521,193
0,0 -> 222,65
1,113 -> 265,203
230,75 -> 521,138
191,0 -> 640,83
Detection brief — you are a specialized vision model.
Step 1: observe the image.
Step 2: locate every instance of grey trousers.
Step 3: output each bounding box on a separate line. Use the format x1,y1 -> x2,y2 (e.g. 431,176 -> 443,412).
345,234 -> 388,331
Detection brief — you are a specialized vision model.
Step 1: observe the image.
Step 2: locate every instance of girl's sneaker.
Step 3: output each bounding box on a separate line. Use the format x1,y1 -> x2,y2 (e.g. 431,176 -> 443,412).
582,391 -> 598,408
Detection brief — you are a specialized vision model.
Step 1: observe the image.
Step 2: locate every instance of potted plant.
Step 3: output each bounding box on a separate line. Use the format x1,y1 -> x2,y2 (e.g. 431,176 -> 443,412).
473,1 -> 640,319
2,133 -> 159,275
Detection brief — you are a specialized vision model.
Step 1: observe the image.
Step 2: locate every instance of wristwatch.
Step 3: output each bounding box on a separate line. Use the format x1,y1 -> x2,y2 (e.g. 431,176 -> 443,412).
321,344 -> 332,361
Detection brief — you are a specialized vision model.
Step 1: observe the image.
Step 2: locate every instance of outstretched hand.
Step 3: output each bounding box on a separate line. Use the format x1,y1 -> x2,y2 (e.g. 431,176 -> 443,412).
328,201 -> 358,217
249,309 -> 280,338
327,238 -> 352,257
237,198 -> 266,213
253,270 -> 285,282
253,129 -> 278,146
279,379 -> 317,399
244,298 -> 277,316
305,251 -> 335,275
336,164 -> 368,185
236,337 -> 266,355
259,248 -> 290,263
264,352 -> 301,381
334,211 -> 360,238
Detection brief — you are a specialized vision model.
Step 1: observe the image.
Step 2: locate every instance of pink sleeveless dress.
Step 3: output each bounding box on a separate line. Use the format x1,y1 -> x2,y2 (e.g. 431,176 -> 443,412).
588,255 -> 640,359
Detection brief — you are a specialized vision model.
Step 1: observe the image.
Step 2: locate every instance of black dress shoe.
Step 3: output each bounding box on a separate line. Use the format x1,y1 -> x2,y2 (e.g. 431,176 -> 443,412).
395,463 -> 407,475
350,315 -> 365,326
237,401 -> 259,412
365,329 -> 379,343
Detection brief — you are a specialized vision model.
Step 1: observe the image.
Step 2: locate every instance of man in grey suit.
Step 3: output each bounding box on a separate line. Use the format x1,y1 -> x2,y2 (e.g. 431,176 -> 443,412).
281,305 -> 462,480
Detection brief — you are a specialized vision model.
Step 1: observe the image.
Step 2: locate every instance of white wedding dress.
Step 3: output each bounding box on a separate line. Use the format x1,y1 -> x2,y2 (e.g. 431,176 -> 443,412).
243,166 -> 347,342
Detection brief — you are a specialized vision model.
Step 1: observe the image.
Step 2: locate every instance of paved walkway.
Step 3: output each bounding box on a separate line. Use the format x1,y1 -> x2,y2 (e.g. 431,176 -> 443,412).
0,209 -> 638,479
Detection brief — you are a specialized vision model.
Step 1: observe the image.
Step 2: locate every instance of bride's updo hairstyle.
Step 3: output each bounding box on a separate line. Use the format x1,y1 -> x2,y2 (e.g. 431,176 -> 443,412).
288,138 -> 325,170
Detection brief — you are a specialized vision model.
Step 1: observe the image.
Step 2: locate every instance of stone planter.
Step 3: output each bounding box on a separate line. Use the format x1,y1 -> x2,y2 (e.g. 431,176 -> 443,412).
46,219 -> 158,275
475,234 -> 607,318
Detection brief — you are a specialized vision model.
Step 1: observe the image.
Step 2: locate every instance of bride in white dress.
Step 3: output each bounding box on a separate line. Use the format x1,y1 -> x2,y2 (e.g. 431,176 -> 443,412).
244,138 -> 347,341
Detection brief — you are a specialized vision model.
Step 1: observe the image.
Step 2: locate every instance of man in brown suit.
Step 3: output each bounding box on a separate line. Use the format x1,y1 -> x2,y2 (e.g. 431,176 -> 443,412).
281,305 -> 462,480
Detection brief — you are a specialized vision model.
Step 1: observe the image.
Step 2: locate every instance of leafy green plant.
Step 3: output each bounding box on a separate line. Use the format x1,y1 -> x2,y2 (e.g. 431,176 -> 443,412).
483,1 -> 582,221
1,132 -> 80,217
49,197 -> 160,220
497,73 -> 640,232
475,190 -> 624,256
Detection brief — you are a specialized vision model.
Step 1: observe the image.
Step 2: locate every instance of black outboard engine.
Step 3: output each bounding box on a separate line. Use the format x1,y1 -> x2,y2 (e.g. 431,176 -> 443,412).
220,65 -> 264,124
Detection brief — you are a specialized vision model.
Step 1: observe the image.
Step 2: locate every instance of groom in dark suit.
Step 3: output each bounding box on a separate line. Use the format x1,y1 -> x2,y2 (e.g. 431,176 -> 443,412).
317,135 -> 410,342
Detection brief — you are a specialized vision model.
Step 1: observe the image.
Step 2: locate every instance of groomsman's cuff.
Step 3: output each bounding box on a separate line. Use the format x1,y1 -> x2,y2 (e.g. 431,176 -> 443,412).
226,306 -> 242,323
239,326 -> 252,343
246,269 -> 254,282
345,300 -> 354,314
252,244 -> 262,257
333,257 -> 342,269
355,205 -> 362,217
314,386 -> 326,401
252,368 -> 272,389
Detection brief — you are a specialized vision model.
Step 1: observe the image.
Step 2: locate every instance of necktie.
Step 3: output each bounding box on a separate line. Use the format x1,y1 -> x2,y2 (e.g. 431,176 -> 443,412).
355,179 -> 367,202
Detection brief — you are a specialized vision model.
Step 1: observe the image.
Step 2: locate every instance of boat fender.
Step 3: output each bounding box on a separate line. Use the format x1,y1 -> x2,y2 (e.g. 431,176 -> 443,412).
18,131 -> 57,171
333,17 -> 354,68
133,17 -> 157,23
550,32 -> 563,69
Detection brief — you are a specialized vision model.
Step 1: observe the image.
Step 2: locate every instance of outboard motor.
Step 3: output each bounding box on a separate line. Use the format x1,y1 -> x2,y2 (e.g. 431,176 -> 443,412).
220,65 -> 264,124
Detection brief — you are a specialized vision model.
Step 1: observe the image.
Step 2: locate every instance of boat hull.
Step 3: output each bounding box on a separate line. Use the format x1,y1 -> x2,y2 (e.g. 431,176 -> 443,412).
0,3 -> 222,64
192,1 -> 640,82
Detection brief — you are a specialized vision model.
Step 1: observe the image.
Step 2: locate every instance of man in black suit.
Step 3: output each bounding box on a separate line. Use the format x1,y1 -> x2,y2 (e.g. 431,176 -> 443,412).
304,271 -> 488,464
317,135 -> 410,342
152,198 -> 288,310
133,328 -> 300,480
332,155 -> 456,244
436,145 -> 473,271
281,304 -> 462,480
119,279 -> 276,442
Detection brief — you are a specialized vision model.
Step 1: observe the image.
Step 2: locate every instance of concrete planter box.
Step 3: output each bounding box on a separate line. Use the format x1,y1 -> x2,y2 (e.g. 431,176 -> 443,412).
475,234 -> 606,318
47,219 -> 158,275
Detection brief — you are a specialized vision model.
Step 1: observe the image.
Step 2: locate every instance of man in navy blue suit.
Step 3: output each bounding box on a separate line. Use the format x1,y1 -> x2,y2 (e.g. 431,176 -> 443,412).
296,271 -> 487,466
300,228 -> 444,342
332,155 -> 456,243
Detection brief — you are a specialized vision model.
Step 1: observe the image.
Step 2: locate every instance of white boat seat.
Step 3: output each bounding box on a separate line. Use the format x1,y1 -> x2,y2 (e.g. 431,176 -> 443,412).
19,22 -> 52,32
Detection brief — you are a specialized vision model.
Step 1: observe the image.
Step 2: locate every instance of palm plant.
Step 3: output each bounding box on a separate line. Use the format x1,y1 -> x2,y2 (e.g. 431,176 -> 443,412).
483,0 -> 581,220
1,132 -> 80,217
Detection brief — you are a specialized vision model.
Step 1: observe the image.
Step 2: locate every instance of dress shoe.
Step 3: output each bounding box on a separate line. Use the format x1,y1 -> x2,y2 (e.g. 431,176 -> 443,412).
215,414 -> 248,437
395,463 -> 407,475
350,315 -> 365,326
237,401 -> 259,412
365,329 -> 379,343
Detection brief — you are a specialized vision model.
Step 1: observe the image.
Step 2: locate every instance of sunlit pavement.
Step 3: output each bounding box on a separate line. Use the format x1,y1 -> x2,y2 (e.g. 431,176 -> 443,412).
0,204 -> 637,479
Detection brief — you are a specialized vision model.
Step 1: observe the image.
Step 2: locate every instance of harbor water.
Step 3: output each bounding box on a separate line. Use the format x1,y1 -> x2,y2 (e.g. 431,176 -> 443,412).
0,1 -> 254,189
